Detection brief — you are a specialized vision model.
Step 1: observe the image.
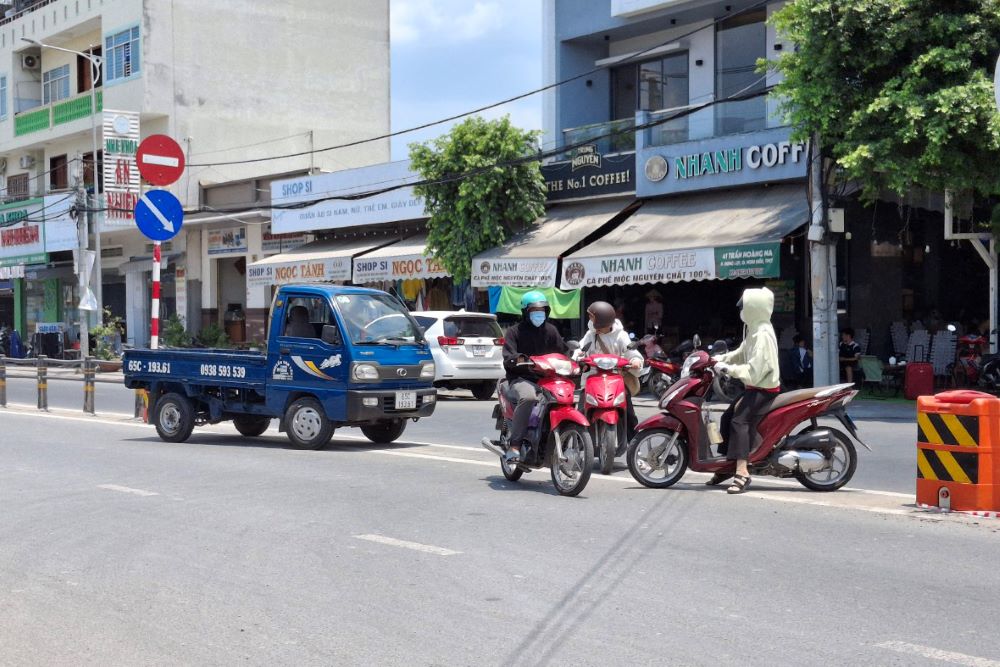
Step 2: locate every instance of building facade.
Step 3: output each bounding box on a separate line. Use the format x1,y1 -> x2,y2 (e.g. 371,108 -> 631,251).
0,0 -> 390,349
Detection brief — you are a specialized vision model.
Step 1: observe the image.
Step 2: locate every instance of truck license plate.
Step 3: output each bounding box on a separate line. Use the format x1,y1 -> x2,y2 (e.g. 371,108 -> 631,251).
395,391 -> 417,410
472,345 -> 488,357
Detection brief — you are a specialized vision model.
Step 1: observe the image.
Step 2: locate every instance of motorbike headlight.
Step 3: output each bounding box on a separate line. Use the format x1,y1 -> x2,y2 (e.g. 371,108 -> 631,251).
594,357 -> 617,371
680,356 -> 697,379
353,363 -> 379,381
420,363 -> 436,379
549,358 -> 576,376
586,393 -> 598,406
613,392 -> 626,407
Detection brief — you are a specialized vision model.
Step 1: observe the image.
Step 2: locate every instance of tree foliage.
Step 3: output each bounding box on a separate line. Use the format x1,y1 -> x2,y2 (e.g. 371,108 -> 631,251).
770,0 -> 1000,199
409,116 -> 546,282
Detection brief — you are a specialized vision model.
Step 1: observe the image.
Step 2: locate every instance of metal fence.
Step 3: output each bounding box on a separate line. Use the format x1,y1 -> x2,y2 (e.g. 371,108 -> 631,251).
0,355 -> 146,419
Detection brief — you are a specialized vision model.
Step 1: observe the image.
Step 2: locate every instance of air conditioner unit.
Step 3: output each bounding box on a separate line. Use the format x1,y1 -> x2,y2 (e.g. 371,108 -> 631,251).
18,155 -> 34,169
21,54 -> 39,70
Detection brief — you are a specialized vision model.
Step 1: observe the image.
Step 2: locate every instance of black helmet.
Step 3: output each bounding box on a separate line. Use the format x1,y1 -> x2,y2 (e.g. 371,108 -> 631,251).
587,301 -> 616,329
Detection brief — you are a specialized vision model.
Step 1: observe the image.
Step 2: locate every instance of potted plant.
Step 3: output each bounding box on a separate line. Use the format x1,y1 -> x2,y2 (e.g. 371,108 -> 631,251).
90,307 -> 124,372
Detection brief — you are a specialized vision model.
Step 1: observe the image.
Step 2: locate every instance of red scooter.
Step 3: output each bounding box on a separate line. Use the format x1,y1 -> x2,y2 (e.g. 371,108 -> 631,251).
646,357 -> 681,398
579,352 -> 632,475
626,350 -> 870,491
481,353 -> 594,497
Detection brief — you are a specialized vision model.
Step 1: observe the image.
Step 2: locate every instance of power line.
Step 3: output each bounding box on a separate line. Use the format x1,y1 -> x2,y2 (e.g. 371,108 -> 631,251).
84,85 -> 775,218
186,0 -> 770,168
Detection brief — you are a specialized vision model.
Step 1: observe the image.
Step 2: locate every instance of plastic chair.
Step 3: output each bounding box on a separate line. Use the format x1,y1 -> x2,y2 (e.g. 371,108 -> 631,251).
858,355 -> 887,398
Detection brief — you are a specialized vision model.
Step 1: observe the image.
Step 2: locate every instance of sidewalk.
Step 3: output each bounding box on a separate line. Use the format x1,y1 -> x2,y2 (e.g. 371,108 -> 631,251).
632,394 -> 915,423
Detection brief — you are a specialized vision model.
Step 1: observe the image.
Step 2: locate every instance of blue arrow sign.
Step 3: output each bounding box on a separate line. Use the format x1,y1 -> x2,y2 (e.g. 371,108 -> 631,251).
134,190 -> 184,242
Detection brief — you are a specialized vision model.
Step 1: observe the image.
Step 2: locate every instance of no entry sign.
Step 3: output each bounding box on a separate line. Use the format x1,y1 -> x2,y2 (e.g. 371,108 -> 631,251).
136,134 -> 186,186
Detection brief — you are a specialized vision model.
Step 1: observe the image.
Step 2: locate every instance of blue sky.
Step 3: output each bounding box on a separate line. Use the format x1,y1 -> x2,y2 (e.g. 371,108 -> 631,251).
389,0 -> 543,160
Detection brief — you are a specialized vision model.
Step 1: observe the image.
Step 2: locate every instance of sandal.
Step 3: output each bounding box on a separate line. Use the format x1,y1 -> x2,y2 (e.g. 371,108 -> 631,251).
706,471 -> 734,486
726,474 -> 751,495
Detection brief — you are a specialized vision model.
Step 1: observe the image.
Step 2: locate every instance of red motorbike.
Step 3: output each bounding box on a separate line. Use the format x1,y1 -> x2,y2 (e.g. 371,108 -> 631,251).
952,332 -> 987,387
626,350 -> 870,491
481,353 -> 594,497
646,357 -> 681,398
580,352 -> 632,475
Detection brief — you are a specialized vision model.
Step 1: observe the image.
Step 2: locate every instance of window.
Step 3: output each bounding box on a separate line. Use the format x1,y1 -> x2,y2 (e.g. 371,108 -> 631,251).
42,64 -> 70,104
105,26 -> 140,82
77,46 -> 102,93
443,316 -> 502,339
83,150 -> 103,192
334,293 -> 423,345
282,297 -> 332,339
0,75 -> 7,119
611,52 -> 688,118
716,10 -> 767,135
49,154 -> 68,190
7,174 -> 29,201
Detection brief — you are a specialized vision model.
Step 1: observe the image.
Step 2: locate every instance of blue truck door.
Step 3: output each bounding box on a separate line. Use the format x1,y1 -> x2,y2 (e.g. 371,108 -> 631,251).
269,293 -> 349,420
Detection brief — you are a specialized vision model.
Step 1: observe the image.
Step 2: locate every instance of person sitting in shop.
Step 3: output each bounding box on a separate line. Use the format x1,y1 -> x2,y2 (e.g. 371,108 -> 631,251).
839,328 -> 862,385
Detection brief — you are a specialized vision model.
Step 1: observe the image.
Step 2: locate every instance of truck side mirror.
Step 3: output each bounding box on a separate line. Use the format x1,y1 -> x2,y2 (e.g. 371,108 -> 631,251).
321,324 -> 342,346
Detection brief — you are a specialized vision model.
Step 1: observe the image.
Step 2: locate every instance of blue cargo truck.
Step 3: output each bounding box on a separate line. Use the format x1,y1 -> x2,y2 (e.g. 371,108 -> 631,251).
123,285 -> 437,449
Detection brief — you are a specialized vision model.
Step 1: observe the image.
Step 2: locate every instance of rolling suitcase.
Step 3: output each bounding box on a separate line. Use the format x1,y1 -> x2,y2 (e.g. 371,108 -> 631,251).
904,345 -> 934,400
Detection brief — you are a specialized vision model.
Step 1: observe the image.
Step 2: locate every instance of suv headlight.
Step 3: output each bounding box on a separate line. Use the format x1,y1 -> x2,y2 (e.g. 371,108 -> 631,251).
420,363 -> 435,379
353,363 -> 379,381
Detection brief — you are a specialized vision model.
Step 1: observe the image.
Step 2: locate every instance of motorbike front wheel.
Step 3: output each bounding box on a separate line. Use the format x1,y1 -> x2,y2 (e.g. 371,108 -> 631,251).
550,424 -> 594,497
627,428 -> 688,488
595,421 -> 616,475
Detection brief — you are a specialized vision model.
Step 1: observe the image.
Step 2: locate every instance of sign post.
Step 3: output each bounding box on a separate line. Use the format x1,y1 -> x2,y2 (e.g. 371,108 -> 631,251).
135,138 -> 186,351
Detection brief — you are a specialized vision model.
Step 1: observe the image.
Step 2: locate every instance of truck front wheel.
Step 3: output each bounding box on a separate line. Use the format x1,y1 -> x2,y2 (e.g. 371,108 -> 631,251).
285,398 -> 333,450
233,415 -> 271,438
360,419 -> 406,444
154,392 -> 196,443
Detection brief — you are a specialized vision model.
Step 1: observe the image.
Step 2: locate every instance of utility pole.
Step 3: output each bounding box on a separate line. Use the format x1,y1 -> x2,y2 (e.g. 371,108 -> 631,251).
808,135 -> 837,386
74,153 -> 90,357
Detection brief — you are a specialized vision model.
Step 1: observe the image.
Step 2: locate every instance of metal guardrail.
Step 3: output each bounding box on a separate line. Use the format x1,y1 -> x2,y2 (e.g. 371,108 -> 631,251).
0,355 -> 144,418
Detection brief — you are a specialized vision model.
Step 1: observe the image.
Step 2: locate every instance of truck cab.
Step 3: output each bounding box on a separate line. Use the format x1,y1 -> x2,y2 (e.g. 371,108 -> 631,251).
123,284 -> 436,449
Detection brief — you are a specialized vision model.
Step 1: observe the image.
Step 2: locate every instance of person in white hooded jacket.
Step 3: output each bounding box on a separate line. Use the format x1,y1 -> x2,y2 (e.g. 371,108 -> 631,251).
575,301 -> 644,438
710,287 -> 781,494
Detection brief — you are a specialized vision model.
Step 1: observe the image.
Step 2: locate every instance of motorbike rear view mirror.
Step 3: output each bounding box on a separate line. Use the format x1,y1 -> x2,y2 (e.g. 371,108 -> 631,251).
321,324 -> 343,346
693,334 -> 701,348
629,332 -> 636,340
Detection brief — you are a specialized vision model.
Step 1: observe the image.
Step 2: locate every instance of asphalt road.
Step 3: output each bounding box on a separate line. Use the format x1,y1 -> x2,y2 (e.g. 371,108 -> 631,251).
1,402 -> 998,666
2,374 -> 921,493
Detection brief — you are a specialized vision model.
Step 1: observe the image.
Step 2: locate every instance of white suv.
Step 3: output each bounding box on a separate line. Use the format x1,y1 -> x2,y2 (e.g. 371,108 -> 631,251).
413,311 -> 505,400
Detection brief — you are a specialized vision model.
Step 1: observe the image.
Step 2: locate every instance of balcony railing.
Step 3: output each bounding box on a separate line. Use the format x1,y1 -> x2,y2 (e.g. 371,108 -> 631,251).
13,89 -> 103,137
646,97 -> 769,147
560,117 -> 635,159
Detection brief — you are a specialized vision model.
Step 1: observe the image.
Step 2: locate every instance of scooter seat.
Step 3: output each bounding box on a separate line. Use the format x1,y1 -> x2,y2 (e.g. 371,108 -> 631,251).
767,383 -> 855,411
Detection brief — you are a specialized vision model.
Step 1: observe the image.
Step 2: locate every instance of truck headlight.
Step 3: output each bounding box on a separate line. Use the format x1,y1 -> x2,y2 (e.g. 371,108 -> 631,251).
420,363 -> 435,379
353,363 -> 379,381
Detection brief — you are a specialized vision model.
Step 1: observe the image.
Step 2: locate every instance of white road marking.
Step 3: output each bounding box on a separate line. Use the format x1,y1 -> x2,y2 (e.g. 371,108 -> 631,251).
97,484 -> 159,497
354,534 -> 460,556
876,641 -> 1000,666
141,153 -> 179,167
139,193 -> 174,233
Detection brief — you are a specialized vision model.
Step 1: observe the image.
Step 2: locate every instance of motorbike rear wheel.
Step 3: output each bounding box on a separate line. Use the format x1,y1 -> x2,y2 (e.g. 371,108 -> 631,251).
500,455 -> 524,481
596,421 -> 616,475
626,428 -> 688,488
794,428 -> 857,491
550,424 -> 593,497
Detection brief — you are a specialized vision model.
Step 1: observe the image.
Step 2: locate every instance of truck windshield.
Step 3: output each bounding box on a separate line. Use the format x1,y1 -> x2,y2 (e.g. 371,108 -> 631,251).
335,293 -> 424,345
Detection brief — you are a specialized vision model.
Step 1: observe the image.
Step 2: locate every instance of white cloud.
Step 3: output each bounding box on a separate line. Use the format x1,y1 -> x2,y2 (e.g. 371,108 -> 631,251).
391,0 -> 506,44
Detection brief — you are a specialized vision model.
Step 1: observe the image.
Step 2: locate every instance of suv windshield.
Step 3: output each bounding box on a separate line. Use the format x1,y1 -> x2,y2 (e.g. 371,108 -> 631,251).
335,293 -> 424,345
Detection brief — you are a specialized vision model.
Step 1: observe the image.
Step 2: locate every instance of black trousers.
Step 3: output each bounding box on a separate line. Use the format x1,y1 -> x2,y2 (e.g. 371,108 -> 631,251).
719,389 -> 777,461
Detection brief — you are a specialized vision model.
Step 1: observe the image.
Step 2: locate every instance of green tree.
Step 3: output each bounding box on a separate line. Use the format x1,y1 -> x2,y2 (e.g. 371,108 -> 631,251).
770,0 -> 1000,199
409,116 -> 546,282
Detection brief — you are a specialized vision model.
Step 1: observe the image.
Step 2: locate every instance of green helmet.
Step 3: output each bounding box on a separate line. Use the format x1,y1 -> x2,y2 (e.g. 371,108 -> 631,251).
520,290 -> 549,311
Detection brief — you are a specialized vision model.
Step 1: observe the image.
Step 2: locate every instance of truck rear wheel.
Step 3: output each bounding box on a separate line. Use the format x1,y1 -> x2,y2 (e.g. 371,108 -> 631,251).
154,392 -> 196,443
360,419 -> 406,444
233,415 -> 271,438
284,398 -> 333,450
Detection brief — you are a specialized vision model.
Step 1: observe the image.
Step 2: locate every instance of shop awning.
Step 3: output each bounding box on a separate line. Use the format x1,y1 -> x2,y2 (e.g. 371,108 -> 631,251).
558,184 -> 808,289
352,234 -> 449,284
471,198 -> 638,288
117,253 -> 183,275
247,237 -> 397,287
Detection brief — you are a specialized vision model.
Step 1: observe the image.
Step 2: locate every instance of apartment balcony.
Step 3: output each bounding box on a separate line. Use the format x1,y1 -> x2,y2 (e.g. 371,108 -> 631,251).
560,117 -> 635,160
14,88 -> 103,138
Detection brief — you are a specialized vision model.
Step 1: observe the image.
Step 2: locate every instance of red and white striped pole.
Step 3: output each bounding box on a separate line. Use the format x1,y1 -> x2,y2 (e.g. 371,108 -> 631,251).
151,240 -> 161,349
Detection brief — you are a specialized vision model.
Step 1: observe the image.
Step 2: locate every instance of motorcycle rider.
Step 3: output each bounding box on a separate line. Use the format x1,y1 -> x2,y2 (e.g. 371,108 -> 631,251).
711,287 -> 781,494
501,291 -> 567,463
576,301 -> 644,439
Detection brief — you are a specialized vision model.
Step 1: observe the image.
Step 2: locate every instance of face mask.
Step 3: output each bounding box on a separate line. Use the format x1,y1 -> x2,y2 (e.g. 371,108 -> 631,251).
529,311 -> 546,328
